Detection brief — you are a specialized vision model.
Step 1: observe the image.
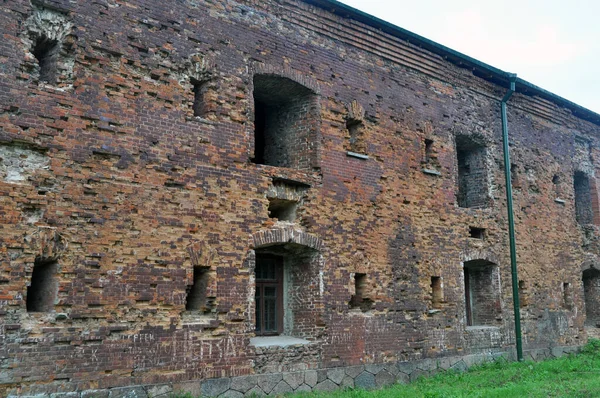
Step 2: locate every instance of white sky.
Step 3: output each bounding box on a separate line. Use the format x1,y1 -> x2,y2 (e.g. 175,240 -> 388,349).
339,0 -> 600,115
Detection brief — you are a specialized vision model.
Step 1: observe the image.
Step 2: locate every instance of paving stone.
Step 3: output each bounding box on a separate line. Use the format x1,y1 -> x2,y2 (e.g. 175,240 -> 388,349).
257,374 -> 282,394
294,384 -> 312,393
271,380 -> 292,395
396,361 -> 418,375
396,372 -> 410,384
327,367 -> 346,385
317,369 -> 328,383
231,376 -> 258,393
339,375 -> 354,390
82,391 -> 110,398
437,357 -> 455,370
172,382 -> 201,397
375,370 -> 395,387
416,359 -> 435,371
244,386 -> 265,397
314,380 -> 338,392
146,385 -> 172,397
365,363 -> 385,375
219,390 -> 243,398
384,364 -> 400,376
345,365 -> 364,378
409,369 -> 428,382
450,360 -> 468,373
551,346 -> 565,358
201,378 -> 231,397
354,372 -> 376,390
304,370 -> 318,387
282,372 -> 304,389
109,387 -> 147,398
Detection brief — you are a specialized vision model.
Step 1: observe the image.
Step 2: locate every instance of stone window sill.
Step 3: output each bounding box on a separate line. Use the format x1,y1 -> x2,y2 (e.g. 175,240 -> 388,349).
422,168 -> 441,176
346,151 -> 369,160
466,325 -> 500,331
250,336 -> 310,348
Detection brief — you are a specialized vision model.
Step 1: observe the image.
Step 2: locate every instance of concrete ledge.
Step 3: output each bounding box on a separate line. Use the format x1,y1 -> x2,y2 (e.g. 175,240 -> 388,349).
250,336 -> 311,347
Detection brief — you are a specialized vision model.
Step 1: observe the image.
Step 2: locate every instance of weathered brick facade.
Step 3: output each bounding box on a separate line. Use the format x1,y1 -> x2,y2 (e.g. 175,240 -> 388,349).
1,0 -> 600,396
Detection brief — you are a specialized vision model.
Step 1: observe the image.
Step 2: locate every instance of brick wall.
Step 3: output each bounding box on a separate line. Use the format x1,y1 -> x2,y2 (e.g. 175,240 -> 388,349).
0,0 -> 598,395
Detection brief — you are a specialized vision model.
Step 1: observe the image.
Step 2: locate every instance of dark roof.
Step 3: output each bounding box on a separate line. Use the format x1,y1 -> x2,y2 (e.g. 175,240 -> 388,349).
304,0 -> 600,125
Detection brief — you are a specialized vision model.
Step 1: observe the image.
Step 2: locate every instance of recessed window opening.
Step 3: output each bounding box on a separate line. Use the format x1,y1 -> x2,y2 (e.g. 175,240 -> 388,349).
350,273 -> 371,312
255,254 -> 283,336
27,259 -> 58,313
191,79 -> 208,117
518,280 -> 528,307
268,198 -> 298,221
464,259 -> 500,326
469,227 -> 485,239
431,276 -> 443,309
347,120 -> 366,154
456,136 -> 488,208
252,75 -> 316,169
424,139 -> 434,164
583,268 -> 600,326
185,266 -> 213,313
563,282 -> 572,310
574,171 -> 594,225
32,35 -> 60,84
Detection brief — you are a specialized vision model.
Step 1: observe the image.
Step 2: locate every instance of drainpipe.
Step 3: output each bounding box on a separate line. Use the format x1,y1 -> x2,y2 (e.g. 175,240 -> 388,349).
501,73 -> 523,362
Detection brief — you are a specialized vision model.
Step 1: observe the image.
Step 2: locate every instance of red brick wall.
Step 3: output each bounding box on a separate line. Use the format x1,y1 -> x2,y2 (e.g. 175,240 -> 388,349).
0,0 -> 598,394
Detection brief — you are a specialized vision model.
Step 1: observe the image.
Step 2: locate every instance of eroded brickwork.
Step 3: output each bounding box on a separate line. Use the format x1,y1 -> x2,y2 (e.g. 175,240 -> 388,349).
1,0 -> 599,396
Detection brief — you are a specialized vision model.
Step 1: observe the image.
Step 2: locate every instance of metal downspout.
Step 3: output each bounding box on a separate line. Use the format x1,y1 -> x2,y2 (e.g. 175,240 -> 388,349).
501,73 -> 523,362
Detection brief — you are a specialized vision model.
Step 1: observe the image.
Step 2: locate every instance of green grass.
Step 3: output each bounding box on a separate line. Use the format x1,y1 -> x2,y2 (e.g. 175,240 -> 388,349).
170,340 -> 600,398
292,339 -> 600,398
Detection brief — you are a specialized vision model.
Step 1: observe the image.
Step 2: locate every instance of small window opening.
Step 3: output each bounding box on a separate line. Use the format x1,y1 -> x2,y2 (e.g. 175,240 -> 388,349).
27,259 -> 58,312
456,136 -> 488,208
464,259 -> 500,326
583,268 -> 600,326
268,198 -> 298,221
252,75 -> 316,169
191,79 -> 208,117
347,120 -> 366,154
255,255 -> 283,335
510,163 -> 520,188
574,171 -> 594,225
431,276 -> 443,309
563,282 -> 572,310
552,174 -> 560,185
424,139 -> 434,164
186,266 -> 213,313
469,227 -> 485,239
518,280 -> 528,307
553,174 -> 562,199
350,273 -> 371,312
32,35 -> 60,84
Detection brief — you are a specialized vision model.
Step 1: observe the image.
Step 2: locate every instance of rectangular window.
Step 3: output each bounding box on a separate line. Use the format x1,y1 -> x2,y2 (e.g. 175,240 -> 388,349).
255,255 -> 283,335
252,75 -> 317,170
191,79 -> 208,117
464,260 -> 500,326
431,276 -> 443,309
185,266 -> 212,313
469,227 -> 485,239
27,259 -> 58,313
563,282 -> 572,310
456,136 -> 488,208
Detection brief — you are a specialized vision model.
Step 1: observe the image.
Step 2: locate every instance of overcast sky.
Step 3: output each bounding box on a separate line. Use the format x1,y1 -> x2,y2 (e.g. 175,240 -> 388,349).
339,0 -> 600,115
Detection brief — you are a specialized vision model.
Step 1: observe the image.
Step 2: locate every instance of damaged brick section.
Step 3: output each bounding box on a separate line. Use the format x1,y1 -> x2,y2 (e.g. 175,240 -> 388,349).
1,0 -> 599,396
